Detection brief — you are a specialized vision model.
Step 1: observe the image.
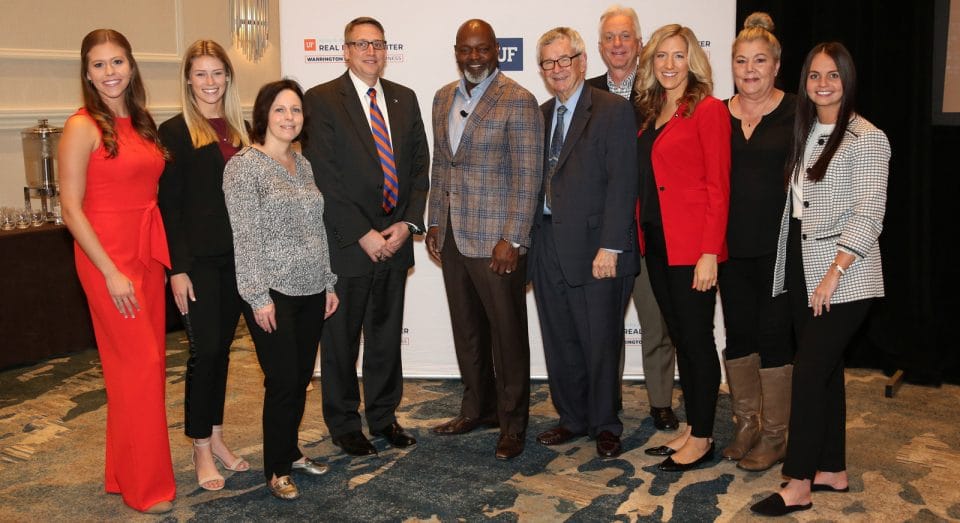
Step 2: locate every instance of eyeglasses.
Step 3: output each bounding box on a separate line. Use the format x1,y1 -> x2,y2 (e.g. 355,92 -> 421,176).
346,39 -> 387,51
540,53 -> 582,70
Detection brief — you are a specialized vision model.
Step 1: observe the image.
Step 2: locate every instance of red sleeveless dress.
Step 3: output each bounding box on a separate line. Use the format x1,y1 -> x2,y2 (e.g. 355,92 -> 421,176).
71,108 -> 175,511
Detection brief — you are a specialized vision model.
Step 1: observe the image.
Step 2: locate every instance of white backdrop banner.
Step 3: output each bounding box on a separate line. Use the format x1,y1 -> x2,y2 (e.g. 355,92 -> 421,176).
280,0 -> 735,378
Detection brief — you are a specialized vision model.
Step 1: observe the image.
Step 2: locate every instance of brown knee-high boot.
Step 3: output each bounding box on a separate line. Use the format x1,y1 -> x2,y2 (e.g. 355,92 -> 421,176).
738,364 -> 793,471
722,353 -> 761,460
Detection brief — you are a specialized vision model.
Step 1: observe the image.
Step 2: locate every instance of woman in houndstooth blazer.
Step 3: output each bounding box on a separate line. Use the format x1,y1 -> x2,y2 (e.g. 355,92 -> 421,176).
751,42 -> 890,517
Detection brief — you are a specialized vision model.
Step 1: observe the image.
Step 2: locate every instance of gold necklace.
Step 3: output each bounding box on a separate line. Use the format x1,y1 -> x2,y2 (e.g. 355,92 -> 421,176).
737,94 -> 777,128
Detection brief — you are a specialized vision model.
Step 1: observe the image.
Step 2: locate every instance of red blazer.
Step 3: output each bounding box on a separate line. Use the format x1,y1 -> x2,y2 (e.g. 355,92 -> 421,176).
638,96 -> 730,265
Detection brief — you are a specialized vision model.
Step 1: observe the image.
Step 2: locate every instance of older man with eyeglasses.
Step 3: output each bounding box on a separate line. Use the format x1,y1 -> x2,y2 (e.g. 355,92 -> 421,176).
529,26 -> 639,458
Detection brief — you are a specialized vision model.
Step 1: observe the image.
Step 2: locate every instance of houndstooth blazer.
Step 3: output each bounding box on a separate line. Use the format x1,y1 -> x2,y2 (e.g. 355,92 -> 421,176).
428,72 -> 544,258
772,114 -> 891,305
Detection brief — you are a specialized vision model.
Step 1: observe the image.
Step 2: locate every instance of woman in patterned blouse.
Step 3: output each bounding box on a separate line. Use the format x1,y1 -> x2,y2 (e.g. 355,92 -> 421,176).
223,79 -> 339,501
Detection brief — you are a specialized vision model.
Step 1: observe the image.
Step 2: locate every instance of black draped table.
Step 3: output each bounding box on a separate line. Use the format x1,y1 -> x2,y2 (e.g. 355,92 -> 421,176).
0,224 -> 95,369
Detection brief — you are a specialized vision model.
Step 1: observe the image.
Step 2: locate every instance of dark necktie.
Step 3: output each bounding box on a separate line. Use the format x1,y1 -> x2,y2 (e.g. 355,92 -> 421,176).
546,104 -> 567,210
368,87 -> 398,212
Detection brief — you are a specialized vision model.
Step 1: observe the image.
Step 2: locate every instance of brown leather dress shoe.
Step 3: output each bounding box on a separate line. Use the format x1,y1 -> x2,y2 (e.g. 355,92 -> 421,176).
371,421 -> 417,448
596,430 -> 622,458
536,426 -> 586,446
432,415 -> 498,435
495,432 -> 526,460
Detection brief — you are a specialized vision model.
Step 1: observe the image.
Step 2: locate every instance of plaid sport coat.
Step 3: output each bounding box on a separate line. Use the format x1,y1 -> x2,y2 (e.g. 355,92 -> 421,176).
772,114 -> 891,304
428,72 -> 544,258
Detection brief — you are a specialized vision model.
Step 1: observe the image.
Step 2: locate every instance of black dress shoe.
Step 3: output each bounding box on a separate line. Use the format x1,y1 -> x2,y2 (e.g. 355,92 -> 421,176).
371,421 -> 417,448
536,426 -> 585,446
495,432 -> 525,460
432,415 -> 498,435
596,431 -> 622,458
657,443 -> 714,472
779,481 -> 849,492
650,407 -> 679,431
332,431 -> 377,456
750,493 -> 812,516
644,445 -> 677,456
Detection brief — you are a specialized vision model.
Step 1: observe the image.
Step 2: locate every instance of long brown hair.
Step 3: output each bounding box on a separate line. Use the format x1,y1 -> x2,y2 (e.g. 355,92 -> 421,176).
634,24 -> 713,129
786,42 -> 857,184
80,29 -> 164,158
179,40 -> 249,149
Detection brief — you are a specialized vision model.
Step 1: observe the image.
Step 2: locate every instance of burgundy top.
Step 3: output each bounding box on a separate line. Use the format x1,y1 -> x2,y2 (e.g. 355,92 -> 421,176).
209,118 -> 241,162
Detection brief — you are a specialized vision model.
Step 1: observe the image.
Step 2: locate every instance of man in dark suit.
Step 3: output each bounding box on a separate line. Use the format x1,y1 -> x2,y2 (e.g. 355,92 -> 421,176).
586,5 -> 679,432
530,27 -> 638,458
302,16 -> 429,457
426,19 -> 543,460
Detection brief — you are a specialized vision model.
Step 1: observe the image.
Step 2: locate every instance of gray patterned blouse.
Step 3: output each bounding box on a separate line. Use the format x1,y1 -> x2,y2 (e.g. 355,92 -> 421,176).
223,146 -> 337,310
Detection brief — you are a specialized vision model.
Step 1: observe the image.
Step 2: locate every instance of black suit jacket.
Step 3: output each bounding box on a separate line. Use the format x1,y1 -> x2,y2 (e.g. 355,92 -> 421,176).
531,85 -> 640,287
586,73 -> 641,127
302,72 -> 430,277
158,113 -> 236,274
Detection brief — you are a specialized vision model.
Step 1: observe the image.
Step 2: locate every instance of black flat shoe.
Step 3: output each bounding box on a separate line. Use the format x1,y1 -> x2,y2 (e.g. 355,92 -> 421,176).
750,493 -> 812,516
657,443 -> 714,472
779,481 -> 849,492
644,445 -> 677,456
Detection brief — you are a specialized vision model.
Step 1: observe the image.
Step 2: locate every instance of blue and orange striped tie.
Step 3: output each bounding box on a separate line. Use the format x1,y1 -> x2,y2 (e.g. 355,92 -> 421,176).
368,87 -> 398,213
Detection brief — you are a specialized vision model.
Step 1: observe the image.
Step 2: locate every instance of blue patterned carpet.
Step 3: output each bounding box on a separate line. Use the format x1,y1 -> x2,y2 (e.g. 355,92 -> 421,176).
1,327 -> 958,521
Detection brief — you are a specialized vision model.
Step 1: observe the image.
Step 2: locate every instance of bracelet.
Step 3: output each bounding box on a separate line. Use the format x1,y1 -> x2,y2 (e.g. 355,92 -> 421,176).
831,262 -> 846,276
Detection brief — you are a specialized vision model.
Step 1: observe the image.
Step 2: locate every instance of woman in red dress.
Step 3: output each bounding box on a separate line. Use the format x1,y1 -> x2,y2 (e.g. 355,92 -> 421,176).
59,29 -> 175,515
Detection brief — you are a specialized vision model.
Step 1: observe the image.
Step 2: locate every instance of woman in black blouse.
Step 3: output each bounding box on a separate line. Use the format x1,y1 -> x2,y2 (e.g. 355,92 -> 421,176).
158,40 -> 250,491
719,13 -> 795,472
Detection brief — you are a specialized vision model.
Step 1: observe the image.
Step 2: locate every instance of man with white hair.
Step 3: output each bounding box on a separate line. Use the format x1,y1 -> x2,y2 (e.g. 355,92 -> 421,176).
586,5 -> 680,432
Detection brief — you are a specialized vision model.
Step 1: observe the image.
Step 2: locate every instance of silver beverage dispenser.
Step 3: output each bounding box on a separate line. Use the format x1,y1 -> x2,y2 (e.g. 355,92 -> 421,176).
21,119 -> 64,224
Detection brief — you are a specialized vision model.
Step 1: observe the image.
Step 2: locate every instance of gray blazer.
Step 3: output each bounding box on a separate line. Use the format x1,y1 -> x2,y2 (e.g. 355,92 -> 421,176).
772,114 -> 891,305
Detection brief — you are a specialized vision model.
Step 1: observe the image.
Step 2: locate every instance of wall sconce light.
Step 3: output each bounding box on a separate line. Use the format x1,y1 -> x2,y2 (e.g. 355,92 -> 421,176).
230,0 -> 270,63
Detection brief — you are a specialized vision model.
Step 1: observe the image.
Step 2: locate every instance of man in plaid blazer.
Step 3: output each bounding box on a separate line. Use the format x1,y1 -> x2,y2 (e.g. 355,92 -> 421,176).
426,19 -> 544,460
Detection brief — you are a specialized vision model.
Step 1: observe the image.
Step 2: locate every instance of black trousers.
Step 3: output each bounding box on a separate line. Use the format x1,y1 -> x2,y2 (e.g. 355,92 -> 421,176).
718,253 -> 793,367
643,224 -> 721,437
320,265 -> 406,438
440,223 -> 530,435
243,290 -> 326,481
781,218 -> 871,480
531,217 -> 628,437
183,255 -> 242,439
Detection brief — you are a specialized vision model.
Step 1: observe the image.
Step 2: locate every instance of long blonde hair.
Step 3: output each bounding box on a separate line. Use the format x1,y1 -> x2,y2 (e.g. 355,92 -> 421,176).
179,40 -> 249,149
634,24 -> 713,129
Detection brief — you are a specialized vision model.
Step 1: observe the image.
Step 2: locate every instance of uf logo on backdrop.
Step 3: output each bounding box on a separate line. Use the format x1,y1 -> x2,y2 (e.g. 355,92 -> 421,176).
497,38 -> 523,71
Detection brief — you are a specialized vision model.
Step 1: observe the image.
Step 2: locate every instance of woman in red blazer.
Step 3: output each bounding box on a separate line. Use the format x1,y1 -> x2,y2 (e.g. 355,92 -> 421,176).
635,24 -> 731,472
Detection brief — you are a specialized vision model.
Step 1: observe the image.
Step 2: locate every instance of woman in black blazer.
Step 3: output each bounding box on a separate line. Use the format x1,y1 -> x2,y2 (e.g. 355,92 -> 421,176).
158,40 -> 251,491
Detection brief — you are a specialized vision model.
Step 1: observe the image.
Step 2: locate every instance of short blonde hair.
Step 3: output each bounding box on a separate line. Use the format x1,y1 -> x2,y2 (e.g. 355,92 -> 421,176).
732,12 -> 781,62
634,24 -> 713,129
